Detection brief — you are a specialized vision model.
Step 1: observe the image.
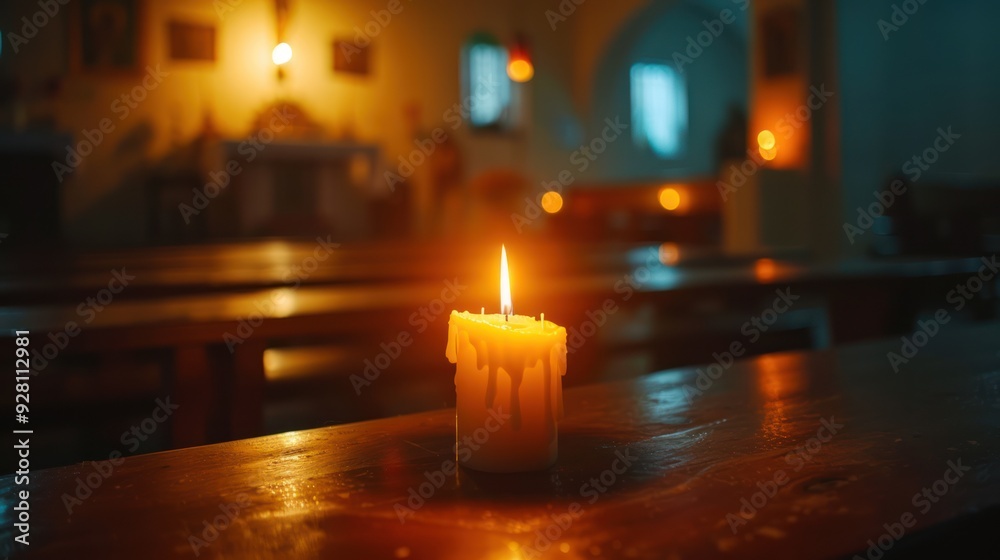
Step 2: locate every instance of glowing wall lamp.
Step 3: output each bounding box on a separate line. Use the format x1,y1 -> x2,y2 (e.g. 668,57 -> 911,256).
272,42 -> 293,66
273,0 -> 291,80
506,33 -> 534,83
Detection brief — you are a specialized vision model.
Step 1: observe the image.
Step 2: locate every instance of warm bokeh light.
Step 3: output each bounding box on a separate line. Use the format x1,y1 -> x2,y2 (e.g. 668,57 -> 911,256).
658,187 -> 682,211
507,34 -> 534,82
541,191 -> 563,214
658,242 -> 680,265
754,258 -> 777,282
272,42 -> 293,65
507,58 -> 534,82
757,129 -> 776,150
263,350 -> 280,376
759,146 -> 777,161
500,245 -> 512,315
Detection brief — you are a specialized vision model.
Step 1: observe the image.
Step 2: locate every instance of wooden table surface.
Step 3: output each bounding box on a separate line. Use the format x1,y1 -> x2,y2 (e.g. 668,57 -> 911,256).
4,324 -> 999,559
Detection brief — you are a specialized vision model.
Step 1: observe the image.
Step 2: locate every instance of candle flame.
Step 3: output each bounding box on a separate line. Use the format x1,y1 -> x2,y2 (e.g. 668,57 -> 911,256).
500,245 -> 512,316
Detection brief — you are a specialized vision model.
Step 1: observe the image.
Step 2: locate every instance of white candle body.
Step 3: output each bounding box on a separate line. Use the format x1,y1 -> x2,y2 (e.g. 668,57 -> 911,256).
446,311 -> 567,473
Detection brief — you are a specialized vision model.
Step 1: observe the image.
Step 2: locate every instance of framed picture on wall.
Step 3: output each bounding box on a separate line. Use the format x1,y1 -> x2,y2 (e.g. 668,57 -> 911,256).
334,39 -> 371,75
168,21 -> 216,62
71,0 -> 143,73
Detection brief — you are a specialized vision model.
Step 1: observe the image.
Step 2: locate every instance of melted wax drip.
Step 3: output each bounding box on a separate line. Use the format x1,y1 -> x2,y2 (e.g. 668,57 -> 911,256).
447,313 -> 566,433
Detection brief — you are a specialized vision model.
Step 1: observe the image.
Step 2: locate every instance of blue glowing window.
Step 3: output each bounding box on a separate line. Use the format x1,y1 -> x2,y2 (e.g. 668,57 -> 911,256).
462,35 -> 511,128
630,62 -> 688,158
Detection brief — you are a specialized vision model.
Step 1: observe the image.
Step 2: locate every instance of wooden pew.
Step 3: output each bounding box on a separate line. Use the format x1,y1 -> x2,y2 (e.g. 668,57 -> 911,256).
550,180 -> 722,243
1,242 -> 994,469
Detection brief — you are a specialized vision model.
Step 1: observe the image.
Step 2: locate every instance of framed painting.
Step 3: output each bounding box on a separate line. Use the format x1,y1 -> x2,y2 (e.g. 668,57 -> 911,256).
334,38 -> 371,75
71,0 -> 143,73
168,21 -> 216,62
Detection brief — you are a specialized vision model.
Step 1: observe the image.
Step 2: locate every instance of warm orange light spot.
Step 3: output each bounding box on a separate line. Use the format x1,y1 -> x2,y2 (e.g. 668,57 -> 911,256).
658,187 -> 682,211
263,349 -> 280,375
658,242 -> 680,265
272,42 -> 292,65
757,129 -> 776,150
759,146 -> 777,161
541,191 -> 563,214
756,354 -> 808,401
559,543 -> 571,553
754,258 -> 777,282
507,58 -> 534,82
500,245 -> 512,315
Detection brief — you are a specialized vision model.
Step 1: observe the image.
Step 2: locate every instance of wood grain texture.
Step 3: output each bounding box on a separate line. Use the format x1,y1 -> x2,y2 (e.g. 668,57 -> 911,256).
2,324 -> 998,559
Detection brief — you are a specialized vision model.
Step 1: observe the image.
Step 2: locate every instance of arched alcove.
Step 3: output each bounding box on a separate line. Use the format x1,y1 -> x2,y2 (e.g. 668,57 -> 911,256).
588,0 -> 749,181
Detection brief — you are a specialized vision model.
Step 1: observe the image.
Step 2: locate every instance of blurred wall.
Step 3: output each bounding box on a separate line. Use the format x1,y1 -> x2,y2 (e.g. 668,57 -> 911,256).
0,0 -> 758,246
837,0 -> 1000,255
0,0 -> 581,246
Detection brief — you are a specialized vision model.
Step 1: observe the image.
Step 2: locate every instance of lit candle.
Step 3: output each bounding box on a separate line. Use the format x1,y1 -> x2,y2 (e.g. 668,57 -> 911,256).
445,246 -> 568,472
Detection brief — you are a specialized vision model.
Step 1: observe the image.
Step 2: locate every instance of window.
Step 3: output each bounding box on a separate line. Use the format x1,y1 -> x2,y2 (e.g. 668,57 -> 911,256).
630,62 -> 688,158
462,33 -> 512,129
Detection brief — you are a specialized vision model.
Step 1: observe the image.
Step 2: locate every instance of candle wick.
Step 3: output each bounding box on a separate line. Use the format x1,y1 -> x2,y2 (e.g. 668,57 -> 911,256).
505,314 -> 508,322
